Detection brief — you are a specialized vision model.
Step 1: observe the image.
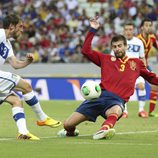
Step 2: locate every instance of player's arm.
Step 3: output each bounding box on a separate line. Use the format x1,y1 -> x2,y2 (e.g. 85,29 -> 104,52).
8,53 -> 34,69
82,17 -> 102,66
140,60 -> 158,85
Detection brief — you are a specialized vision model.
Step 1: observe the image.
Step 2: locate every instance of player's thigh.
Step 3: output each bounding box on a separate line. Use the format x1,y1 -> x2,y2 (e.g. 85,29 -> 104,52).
64,112 -> 88,127
105,105 -> 122,117
14,78 -> 32,93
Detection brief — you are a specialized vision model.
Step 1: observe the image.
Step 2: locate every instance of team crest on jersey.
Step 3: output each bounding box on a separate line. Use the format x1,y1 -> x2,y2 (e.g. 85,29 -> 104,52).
111,56 -> 116,61
130,61 -> 136,70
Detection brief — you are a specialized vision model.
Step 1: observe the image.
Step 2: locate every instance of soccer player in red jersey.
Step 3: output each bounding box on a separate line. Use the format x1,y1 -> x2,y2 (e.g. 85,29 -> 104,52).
57,17 -> 158,140
137,18 -> 158,117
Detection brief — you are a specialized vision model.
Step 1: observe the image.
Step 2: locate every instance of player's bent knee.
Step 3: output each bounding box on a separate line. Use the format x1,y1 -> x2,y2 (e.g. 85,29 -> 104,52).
23,81 -> 33,93
106,105 -> 122,118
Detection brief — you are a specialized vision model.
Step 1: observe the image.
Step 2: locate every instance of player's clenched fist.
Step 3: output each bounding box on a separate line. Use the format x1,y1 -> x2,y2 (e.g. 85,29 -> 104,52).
26,53 -> 34,63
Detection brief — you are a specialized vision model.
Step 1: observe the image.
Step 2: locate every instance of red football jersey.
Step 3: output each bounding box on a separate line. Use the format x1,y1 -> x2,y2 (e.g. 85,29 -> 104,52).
137,33 -> 158,64
82,31 -> 158,102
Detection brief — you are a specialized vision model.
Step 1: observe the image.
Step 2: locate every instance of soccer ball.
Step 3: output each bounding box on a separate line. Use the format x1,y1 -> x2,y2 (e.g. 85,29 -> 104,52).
81,80 -> 101,100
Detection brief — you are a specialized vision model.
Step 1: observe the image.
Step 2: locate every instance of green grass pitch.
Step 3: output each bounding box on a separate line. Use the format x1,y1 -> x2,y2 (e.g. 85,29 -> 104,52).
0,100 -> 158,158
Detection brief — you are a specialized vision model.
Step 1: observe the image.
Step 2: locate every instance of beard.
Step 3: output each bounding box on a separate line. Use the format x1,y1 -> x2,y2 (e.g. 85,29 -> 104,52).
114,51 -> 126,58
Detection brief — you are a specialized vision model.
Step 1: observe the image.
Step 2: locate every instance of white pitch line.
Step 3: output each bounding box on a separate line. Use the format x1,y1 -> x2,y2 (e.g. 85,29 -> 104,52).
0,129 -> 158,141
117,129 -> 158,135
64,142 -> 153,146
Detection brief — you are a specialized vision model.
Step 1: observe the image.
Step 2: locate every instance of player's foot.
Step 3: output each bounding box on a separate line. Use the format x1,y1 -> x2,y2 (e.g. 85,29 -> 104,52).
57,129 -> 79,137
37,117 -> 62,128
93,128 -> 115,140
17,132 -> 40,140
121,112 -> 128,118
138,110 -> 148,118
149,112 -> 158,117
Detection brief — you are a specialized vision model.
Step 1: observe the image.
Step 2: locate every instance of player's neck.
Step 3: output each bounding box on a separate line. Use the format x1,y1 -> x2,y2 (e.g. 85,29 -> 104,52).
118,55 -> 128,63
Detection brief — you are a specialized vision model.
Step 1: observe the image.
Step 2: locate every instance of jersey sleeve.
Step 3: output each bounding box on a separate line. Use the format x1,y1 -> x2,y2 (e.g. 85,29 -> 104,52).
0,29 -> 6,43
82,29 -> 103,67
140,60 -> 158,85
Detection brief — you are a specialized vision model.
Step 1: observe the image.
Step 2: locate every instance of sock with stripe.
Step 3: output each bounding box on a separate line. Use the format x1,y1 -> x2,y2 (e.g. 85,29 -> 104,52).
100,114 -> 118,130
23,91 -> 48,121
12,107 -> 28,134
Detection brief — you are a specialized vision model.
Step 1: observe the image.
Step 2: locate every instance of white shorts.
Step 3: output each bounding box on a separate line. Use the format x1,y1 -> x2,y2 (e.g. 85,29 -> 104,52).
135,76 -> 145,85
0,70 -> 21,102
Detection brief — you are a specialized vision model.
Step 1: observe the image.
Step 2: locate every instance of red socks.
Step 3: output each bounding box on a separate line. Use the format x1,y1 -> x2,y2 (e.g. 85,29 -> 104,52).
100,114 -> 118,130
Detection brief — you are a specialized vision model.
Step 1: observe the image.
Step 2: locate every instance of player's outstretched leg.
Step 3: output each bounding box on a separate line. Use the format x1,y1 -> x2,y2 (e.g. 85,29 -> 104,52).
23,91 -> 61,128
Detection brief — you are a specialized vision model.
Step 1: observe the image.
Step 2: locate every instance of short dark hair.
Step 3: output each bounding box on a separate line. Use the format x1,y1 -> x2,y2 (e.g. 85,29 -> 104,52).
3,13 -> 20,29
140,18 -> 152,27
124,21 -> 135,27
111,34 -> 127,46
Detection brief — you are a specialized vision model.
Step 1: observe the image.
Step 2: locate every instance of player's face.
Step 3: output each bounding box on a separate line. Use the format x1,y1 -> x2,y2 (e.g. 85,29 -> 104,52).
142,21 -> 152,35
124,25 -> 134,40
12,21 -> 24,39
111,40 -> 127,58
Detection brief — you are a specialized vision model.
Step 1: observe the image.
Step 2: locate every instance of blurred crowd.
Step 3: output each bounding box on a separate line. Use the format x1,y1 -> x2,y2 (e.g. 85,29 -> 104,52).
0,0 -> 158,63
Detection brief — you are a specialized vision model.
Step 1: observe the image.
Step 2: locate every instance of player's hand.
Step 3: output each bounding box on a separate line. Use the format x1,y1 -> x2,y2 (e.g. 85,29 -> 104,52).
89,16 -> 100,29
26,53 -> 34,63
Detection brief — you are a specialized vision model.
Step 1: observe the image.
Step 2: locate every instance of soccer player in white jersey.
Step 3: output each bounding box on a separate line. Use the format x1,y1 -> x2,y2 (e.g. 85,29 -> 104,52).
122,21 -> 148,118
0,14 -> 61,140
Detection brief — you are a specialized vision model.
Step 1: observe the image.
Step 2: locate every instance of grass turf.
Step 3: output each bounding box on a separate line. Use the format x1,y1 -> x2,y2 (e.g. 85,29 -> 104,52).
0,100 -> 158,158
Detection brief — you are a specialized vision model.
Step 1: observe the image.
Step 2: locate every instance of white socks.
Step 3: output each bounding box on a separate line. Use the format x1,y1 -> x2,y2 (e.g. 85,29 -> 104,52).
23,91 -> 48,121
12,107 -> 28,134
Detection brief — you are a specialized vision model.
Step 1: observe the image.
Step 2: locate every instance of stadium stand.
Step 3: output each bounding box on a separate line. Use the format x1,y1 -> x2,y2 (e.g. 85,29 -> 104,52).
0,0 -> 157,64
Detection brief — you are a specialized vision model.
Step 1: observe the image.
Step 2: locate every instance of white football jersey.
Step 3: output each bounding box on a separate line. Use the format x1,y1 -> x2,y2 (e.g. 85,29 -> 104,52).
126,36 -> 144,59
0,29 -> 14,66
